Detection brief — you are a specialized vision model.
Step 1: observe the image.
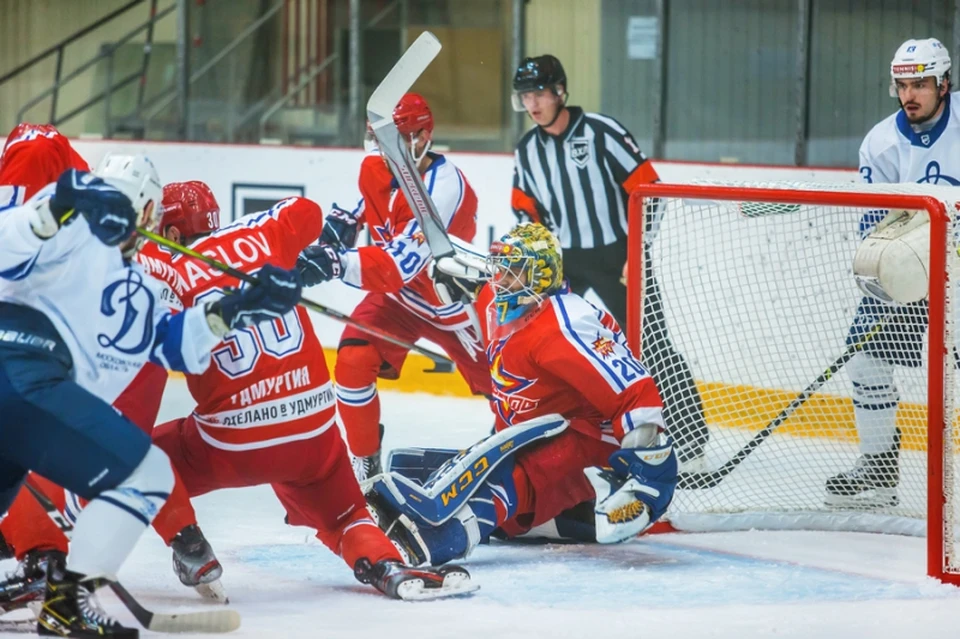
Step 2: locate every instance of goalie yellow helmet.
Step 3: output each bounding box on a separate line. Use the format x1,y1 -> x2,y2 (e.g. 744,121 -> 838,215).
487,222 -> 563,324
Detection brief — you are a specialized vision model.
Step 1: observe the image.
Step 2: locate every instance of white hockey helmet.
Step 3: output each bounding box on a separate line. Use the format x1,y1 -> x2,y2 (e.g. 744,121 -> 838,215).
93,152 -> 162,256
889,37 -> 952,97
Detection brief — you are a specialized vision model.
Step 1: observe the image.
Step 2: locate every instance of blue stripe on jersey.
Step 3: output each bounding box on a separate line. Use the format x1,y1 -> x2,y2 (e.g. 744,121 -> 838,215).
896,93 -> 951,147
0,186 -> 23,212
0,251 -> 41,281
151,312 -> 187,372
94,494 -> 151,526
554,294 -> 625,392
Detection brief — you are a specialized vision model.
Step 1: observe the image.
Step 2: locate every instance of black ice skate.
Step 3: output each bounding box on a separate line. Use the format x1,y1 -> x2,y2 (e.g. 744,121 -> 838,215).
36,569 -> 136,638
170,525 -> 227,603
353,558 -> 477,601
0,548 -> 65,615
825,429 -> 901,509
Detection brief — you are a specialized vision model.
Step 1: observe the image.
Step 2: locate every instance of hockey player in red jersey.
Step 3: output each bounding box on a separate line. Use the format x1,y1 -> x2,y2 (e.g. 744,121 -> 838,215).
0,124 -> 213,614
139,180 -> 474,599
294,93 -> 492,481
366,223 -> 679,565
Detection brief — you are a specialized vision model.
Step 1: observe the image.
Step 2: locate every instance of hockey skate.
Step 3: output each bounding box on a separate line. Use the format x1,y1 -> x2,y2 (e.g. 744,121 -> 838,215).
825,429 -> 901,509
354,558 -> 477,601
170,525 -> 227,603
36,570 -> 135,638
352,424 -> 385,483
0,549 -> 65,616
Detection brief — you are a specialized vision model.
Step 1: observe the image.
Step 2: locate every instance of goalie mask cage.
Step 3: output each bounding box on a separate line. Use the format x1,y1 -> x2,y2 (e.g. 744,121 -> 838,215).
626,181 -> 960,586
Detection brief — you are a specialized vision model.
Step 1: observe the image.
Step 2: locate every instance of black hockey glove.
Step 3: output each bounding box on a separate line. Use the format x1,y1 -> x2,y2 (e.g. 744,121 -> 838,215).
207,264 -> 302,334
49,169 -> 137,246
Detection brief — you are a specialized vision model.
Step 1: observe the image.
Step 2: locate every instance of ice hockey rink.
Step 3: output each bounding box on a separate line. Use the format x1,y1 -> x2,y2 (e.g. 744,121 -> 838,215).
2,378 -> 958,639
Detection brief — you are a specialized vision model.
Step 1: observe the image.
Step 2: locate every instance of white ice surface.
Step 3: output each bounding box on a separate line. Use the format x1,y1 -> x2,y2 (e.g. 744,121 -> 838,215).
3,379 -> 960,638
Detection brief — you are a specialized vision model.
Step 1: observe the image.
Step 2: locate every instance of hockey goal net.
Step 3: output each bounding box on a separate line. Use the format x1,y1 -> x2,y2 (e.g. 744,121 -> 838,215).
626,180 -> 960,585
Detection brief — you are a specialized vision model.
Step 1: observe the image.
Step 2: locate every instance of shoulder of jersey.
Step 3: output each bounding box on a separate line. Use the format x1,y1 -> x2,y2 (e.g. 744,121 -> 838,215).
212,196 -> 312,234
861,108 -> 902,156
582,111 -> 629,135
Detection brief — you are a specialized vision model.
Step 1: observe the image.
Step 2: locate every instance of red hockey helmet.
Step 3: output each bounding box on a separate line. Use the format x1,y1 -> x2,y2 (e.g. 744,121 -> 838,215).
393,93 -> 434,137
160,180 -> 221,238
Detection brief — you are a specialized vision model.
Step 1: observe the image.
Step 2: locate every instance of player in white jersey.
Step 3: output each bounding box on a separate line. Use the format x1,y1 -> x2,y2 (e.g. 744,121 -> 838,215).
825,37 -> 960,508
0,154 -> 302,637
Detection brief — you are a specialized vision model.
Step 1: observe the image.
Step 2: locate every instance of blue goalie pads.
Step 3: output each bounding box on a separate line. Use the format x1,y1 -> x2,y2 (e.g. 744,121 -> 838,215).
369,413 -> 568,526
384,447 -> 462,486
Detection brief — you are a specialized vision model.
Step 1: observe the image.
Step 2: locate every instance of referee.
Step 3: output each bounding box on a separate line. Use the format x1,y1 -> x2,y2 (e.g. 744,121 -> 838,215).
509,54 -> 709,467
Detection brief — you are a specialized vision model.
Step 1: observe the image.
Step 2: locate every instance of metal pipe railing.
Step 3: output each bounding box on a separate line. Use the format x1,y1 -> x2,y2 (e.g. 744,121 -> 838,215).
0,0 -> 146,86
142,0 -> 284,125
258,54 -> 339,141
15,2 -> 177,124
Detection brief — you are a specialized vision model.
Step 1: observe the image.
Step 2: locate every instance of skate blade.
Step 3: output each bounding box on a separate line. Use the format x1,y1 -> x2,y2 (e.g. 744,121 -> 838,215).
0,618 -> 35,634
395,572 -> 480,601
195,579 -> 229,604
824,487 -> 898,510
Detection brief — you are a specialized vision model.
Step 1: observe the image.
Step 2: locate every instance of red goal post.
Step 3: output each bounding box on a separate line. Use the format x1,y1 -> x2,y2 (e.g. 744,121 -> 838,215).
626,181 -> 959,586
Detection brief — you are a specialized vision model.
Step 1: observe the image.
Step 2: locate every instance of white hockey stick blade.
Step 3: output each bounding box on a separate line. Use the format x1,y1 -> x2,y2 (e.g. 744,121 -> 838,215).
147,609 -> 241,634
109,582 -> 240,634
367,31 -> 442,124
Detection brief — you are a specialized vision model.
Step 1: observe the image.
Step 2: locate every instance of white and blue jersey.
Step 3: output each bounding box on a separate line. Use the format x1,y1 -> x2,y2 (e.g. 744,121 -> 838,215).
0,184 -> 220,404
857,91 -> 960,234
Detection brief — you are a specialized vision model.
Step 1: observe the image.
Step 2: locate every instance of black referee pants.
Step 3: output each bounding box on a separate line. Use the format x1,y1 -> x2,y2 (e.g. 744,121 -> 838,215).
564,239 -> 709,462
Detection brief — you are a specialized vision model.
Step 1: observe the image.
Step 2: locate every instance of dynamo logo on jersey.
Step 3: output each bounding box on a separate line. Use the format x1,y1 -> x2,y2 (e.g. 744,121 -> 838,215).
918,160 -> 960,186
97,270 -> 156,354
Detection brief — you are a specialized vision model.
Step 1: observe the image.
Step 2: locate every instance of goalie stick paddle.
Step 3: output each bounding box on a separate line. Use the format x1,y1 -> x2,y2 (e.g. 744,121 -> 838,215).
22,482 -> 242,634
678,320 -> 886,490
366,31 -> 453,259
134,226 -> 456,374
367,32 -> 492,341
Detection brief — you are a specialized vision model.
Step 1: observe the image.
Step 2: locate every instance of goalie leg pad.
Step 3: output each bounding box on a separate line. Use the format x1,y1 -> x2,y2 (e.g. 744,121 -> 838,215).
368,414 -> 567,526
586,441 -> 677,544
368,458 -> 519,566
384,447 -> 461,485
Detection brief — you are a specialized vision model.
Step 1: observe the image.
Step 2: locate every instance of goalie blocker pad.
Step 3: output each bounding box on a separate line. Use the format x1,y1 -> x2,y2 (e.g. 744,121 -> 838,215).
366,414 -> 568,526
853,209 -> 930,304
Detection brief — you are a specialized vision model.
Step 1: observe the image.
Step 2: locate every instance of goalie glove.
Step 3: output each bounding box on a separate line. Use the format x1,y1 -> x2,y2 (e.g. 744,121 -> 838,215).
584,438 -> 677,544
430,250 -> 492,304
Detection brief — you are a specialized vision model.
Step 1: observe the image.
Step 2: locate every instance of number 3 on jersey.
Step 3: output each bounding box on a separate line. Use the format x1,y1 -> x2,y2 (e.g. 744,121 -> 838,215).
194,287 -> 304,379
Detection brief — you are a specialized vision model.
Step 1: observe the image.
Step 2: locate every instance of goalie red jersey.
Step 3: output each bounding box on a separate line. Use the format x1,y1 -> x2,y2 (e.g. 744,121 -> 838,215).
340,152 -> 479,330
477,283 -> 665,445
138,197 -> 332,451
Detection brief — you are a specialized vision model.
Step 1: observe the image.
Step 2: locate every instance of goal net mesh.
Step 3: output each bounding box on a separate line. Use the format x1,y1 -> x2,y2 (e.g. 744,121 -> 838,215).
627,180 -> 959,580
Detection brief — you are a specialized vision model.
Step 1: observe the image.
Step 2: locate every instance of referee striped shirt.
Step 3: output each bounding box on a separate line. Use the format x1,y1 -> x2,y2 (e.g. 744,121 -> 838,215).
511,106 -> 658,249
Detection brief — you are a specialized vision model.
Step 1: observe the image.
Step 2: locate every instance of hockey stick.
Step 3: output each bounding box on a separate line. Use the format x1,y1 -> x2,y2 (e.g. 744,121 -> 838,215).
59,204 -> 455,373
367,32 -> 453,260
678,321 -> 886,490
23,482 -> 242,634
134,226 -> 456,373
367,32 -> 491,340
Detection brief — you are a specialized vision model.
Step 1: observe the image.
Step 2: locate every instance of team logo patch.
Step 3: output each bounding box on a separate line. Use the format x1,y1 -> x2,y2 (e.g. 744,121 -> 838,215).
570,137 -> 591,168
592,335 -> 616,358
489,347 -> 540,425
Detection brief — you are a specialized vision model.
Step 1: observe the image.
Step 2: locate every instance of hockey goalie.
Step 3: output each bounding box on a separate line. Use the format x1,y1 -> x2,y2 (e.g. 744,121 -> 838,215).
363,223 -> 679,565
